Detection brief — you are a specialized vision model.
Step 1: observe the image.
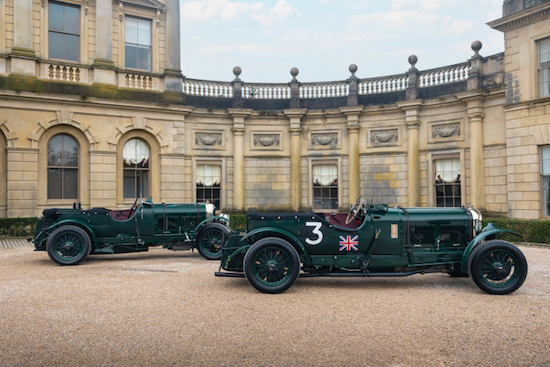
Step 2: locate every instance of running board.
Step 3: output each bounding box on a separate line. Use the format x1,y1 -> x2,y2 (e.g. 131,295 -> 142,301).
214,270 -> 424,278
215,272 -> 245,278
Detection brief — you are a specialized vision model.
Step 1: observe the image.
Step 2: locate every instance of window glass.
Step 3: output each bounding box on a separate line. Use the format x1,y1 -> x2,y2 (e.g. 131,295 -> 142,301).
434,158 -> 461,207
123,138 -> 149,199
313,164 -> 338,210
539,38 -> 550,97
48,2 -> 79,62
125,17 -> 151,70
47,134 -> 78,200
196,164 -> 221,210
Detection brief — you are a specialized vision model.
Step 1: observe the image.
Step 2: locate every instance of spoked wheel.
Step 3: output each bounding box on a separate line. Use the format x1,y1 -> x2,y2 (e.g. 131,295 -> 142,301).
244,237 -> 300,294
468,240 -> 528,295
196,223 -> 230,260
46,225 -> 91,266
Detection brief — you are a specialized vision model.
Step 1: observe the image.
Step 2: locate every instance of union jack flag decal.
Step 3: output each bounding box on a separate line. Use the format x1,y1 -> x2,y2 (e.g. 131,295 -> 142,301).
339,235 -> 359,251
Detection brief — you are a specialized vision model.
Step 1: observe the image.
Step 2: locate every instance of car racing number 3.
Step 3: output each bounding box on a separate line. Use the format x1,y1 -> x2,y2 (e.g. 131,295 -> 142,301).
302,222 -> 324,246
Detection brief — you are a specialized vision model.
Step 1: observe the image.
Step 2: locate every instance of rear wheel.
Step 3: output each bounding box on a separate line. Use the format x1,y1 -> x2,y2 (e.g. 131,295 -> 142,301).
46,225 -> 91,266
196,223 -> 230,260
244,237 -> 300,294
467,240 -> 528,295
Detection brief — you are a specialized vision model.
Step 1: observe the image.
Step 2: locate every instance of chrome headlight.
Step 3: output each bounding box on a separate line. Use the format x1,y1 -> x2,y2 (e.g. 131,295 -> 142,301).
468,207 -> 482,234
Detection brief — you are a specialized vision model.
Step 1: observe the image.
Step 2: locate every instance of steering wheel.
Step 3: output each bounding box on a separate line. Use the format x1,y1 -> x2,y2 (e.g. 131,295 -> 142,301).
128,198 -> 139,218
345,198 -> 363,225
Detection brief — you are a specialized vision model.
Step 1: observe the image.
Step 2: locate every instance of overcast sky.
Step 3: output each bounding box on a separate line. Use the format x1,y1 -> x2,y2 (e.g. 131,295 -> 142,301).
180,0 -> 504,83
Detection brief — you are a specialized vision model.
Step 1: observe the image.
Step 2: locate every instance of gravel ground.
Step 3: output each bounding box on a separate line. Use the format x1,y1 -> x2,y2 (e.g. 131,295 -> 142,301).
0,245 -> 549,367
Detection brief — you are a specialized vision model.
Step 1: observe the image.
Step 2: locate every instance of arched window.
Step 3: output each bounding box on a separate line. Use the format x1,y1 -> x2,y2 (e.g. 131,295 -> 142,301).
48,134 -> 78,199
123,138 -> 149,198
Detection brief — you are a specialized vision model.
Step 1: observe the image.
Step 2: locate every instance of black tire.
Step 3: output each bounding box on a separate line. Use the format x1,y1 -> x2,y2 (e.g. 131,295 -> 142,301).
467,240 -> 528,295
46,225 -> 91,266
243,237 -> 300,294
196,223 -> 230,260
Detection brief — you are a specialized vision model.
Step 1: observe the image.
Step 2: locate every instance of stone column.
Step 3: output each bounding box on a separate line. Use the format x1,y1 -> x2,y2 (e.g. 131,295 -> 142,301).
228,109 -> 252,211
397,101 -> 423,207
10,0 -> 36,76
289,68 -> 300,109
164,0 -> 183,92
92,0 -> 116,85
340,106 -> 363,204
284,109 -> 307,211
347,64 -> 359,106
462,94 -> 485,210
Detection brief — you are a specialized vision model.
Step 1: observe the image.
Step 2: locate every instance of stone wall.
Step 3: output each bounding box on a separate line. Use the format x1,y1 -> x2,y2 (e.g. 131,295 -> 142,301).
244,158 -> 291,210
360,154 -> 408,206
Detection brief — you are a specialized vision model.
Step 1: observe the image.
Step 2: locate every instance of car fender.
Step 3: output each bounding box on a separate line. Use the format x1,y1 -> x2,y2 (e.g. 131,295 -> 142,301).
239,227 -> 311,265
43,219 -> 98,245
193,215 -> 230,239
460,227 -> 522,272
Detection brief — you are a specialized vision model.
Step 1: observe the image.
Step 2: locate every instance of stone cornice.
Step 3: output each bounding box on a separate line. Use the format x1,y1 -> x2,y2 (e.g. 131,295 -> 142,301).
488,2 -> 550,32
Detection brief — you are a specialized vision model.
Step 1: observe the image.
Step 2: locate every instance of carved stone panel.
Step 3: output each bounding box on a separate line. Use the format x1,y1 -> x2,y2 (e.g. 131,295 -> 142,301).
195,133 -> 222,147
311,133 -> 338,146
371,129 -> 398,146
253,134 -> 280,147
432,123 -> 460,139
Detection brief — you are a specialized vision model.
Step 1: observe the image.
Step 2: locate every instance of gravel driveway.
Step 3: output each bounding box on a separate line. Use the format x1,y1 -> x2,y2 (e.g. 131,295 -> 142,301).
0,245 -> 549,367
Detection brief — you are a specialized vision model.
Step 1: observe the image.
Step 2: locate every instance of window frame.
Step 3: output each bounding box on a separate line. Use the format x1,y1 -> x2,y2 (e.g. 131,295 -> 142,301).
433,156 -> 462,208
47,133 -> 79,201
538,37 -> 550,98
122,138 -> 150,200
124,15 -> 152,72
311,161 -> 339,212
47,1 -> 81,63
195,163 -> 222,211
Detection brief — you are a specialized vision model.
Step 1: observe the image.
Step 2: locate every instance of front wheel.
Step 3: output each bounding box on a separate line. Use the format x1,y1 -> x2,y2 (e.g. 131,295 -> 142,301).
46,225 -> 91,266
467,240 -> 528,295
244,237 -> 300,294
196,223 -> 230,260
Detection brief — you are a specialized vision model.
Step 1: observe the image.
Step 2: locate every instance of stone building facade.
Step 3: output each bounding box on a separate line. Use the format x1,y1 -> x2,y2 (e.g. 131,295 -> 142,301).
0,0 -> 549,220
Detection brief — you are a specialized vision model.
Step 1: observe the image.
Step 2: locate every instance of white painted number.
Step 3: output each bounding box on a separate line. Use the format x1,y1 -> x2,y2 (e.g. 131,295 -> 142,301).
305,222 -> 323,245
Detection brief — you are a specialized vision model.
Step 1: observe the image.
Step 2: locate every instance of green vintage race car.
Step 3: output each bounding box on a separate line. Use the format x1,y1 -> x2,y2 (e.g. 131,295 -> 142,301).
216,200 -> 528,295
32,198 -> 230,265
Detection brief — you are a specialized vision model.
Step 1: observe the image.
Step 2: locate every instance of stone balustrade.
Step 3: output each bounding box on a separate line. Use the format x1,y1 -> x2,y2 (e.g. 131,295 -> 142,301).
184,78 -> 233,98
242,83 -> 290,99
300,81 -> 349,98
358,74 -> 408,94
419,62 -> 471,88
40,62 -> 90,84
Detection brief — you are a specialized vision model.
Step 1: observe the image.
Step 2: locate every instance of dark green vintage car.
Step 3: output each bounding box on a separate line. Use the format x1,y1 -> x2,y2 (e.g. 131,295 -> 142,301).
32,198 -> 230,265
216,200 -> 528,295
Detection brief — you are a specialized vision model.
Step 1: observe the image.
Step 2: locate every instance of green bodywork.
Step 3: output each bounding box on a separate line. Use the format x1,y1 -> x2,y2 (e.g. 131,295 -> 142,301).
220,205 -> 521,275
33,199 -> 226,254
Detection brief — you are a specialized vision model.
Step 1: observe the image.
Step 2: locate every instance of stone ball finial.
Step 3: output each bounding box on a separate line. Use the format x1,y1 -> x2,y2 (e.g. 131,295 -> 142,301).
408,55 -> 418,68
290,67 -> 299,81
349,64 -> 358,76
471,40 -> 482,57
233,66 -> 242,77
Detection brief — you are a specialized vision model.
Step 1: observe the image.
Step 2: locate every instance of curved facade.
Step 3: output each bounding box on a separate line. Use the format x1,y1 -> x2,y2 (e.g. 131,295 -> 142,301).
0,0 -> 549,220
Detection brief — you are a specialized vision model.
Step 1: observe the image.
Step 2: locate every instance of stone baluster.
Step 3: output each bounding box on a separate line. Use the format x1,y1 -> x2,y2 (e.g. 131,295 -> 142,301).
347,64 -> 359,106
406,55 -> 420,100
284,109 -> 307,211
164,0 -> 183,92
289,68 -> 300,109
232,66 -> 243,108
228,109 -> 252,211
467,41 -> 483,91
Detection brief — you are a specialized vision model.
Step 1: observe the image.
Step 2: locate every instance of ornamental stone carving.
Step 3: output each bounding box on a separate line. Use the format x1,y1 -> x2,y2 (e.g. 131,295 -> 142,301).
195,133 -> 222,146
311,133 -> 338,146
371,129 -> 398,146
432,123 -> 460,139
253,134 -> 280,147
